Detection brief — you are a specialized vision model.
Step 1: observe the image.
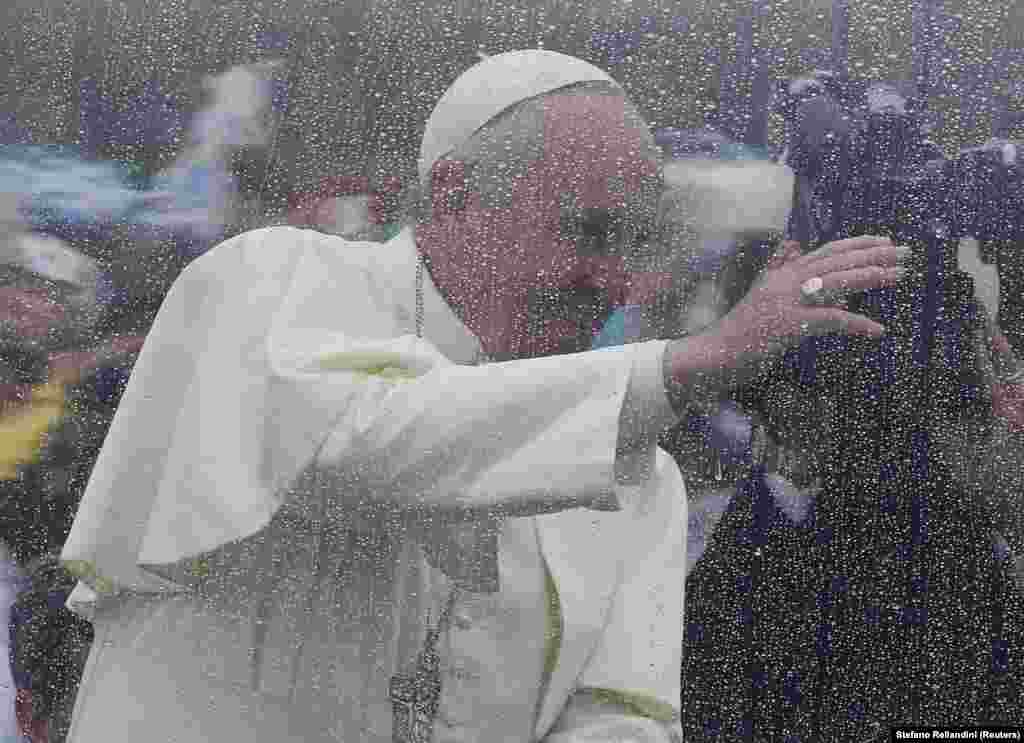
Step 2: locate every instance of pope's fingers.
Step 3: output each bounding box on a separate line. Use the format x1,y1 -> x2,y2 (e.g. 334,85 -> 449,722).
808,244 -> 912,278
800,235 -> 894,264
816,266 -> 906,296
806,307 -> 887,338
767,240 -> 803,270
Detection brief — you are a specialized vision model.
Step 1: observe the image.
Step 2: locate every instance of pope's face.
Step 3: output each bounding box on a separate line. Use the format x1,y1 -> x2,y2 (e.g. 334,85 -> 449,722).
426,89 -> 663,357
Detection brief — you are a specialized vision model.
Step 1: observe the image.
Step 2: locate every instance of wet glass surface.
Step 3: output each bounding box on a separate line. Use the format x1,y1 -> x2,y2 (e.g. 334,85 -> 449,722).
0,2 -> 1023,741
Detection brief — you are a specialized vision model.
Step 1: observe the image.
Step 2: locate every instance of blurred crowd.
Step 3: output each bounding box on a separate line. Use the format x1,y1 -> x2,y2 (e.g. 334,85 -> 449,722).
652,70 -> 1024,563
1,54 -> 1024,741
647,73 -> 1024,737
0,60 -> 406,743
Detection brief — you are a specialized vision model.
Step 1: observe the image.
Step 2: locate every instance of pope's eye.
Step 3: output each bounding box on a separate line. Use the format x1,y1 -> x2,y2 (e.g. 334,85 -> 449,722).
559,206 -> 640,258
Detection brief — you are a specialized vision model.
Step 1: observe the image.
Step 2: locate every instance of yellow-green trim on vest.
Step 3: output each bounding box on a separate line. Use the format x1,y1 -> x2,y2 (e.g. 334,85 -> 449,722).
63,556 -> 215,597
531,550 -> 564,732
542,553 -> 562,680
62,560 -> 117,596
314,351 -> 421,380
575,687 -> 680,724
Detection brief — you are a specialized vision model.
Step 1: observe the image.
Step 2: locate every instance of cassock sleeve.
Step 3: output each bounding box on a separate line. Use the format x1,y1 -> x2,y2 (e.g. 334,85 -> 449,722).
307,339 -> 676,515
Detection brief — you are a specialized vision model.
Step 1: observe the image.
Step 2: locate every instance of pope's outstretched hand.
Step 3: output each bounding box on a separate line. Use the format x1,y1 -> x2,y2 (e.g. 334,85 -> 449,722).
666,235 -> 910,399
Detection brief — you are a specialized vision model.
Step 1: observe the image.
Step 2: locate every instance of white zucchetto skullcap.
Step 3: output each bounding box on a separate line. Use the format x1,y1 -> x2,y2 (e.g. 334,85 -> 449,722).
418,49 -> 618,183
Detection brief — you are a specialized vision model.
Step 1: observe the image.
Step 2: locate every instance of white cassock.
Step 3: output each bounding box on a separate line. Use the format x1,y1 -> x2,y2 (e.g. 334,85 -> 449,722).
60,222 -> 688,742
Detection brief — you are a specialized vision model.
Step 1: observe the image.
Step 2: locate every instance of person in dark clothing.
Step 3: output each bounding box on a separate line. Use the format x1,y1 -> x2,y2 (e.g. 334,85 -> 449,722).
682,243 -> 1024,739
952,138 -> 1024,356
778,72 -> 858,250
0,256 -> 143,567
0,332 -> 141,567
9,553 -> 93,743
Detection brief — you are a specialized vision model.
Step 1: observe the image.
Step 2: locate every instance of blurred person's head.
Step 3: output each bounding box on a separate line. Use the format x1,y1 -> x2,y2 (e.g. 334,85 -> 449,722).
192,59 -> 285,153
866,82 -> 909,115
863,81 -> 924,146
287,175 -> 395,240
656,155 -> 793,334
414,51 -> 663,361
0,226 -> 101,366
775,70 -> 849,126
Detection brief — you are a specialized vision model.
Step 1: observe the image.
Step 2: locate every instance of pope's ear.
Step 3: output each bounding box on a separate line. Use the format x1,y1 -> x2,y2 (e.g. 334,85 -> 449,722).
429,158 -> 470,216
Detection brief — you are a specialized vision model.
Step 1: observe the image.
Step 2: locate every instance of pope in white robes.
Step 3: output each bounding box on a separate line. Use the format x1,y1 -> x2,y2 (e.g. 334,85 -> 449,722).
59,50 -> 909,743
